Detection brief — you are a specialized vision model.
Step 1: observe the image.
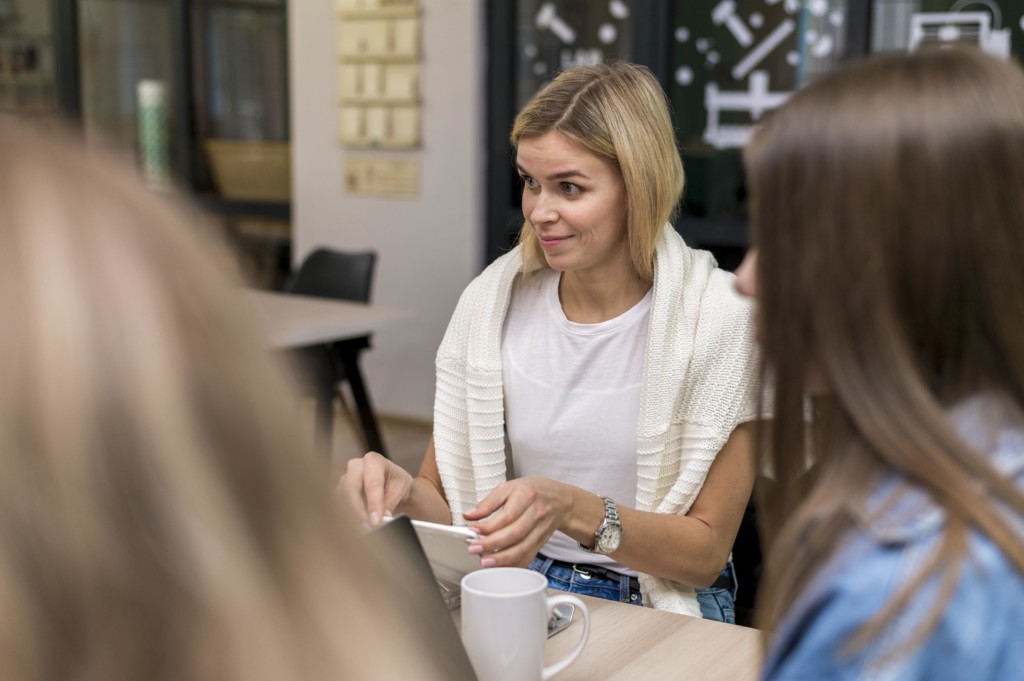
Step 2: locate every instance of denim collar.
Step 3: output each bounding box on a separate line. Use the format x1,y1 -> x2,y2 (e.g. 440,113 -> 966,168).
859,394 -> 1024,545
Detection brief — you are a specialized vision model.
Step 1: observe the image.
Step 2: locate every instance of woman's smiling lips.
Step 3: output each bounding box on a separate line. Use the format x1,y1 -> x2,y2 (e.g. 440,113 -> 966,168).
538,234 -> 572,249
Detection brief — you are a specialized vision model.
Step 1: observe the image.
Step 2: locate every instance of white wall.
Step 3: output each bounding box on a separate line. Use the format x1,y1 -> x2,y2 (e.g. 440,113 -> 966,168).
289,0 -> 485,421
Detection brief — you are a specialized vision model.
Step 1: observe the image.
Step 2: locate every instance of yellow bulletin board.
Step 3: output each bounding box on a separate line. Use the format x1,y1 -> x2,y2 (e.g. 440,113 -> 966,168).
335,0 -> 422,149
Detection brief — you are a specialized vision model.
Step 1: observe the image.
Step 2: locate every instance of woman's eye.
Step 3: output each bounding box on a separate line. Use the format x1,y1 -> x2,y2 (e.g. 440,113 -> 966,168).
561,182 -> 581,196
520,175 -> 539,190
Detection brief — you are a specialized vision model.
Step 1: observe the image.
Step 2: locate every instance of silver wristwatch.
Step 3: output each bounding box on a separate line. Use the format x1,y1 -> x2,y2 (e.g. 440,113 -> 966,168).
580,496 -> 623,554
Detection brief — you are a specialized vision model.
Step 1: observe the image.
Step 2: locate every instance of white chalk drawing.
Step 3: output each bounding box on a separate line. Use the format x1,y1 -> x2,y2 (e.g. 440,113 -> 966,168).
704,71 -> 791,149
732,18 -> 795,79
952,0 -> 1004,26
909,6 -> 1010,59
560,48 -> 603,69
713,0 -> 754,48
535,3 -> 577,45
812,33 -> 834,58
688,1 -> 847,149
527,1 -> 635,76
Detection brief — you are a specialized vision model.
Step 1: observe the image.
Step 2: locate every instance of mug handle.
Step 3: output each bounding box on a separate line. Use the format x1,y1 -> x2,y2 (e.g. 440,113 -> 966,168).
541,594 -> 590,680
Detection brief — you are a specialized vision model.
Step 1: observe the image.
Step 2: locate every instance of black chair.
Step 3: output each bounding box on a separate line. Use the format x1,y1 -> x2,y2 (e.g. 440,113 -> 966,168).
284,248 -> 388,458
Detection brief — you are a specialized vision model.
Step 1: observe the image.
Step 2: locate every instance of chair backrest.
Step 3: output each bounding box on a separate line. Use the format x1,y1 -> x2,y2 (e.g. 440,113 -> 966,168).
284,248 -> 377,303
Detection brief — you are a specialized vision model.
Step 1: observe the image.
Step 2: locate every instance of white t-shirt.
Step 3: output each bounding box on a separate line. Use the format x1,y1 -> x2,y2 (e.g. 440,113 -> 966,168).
501,268 -> 651,574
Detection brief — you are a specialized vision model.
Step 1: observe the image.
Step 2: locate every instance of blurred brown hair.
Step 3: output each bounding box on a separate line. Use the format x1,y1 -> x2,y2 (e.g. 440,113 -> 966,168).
747,47 -> 1024,649
0,122 -> 453,681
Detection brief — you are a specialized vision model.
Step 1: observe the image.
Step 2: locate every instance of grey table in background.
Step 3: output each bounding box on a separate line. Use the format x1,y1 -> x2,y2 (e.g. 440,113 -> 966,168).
247,290 -> 409,350
247,290 -> 410,455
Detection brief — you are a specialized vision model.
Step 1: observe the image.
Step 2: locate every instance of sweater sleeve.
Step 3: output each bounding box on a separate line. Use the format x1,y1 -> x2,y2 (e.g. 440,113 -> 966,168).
681,268 -> 762,432
653,268 -> 762,515
433,249 -> 521,523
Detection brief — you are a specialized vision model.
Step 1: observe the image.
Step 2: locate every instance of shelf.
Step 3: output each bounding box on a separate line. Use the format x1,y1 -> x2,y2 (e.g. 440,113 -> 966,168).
195,0 -> 284,9
0,74 -> 53,85
338,96 -> 420,105
197,196 -> 292,220
0,105 -> 57,115
0,33 -> 52,44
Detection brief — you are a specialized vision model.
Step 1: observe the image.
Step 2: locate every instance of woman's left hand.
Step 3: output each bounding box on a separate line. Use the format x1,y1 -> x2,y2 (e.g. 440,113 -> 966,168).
462,476 -> 570,568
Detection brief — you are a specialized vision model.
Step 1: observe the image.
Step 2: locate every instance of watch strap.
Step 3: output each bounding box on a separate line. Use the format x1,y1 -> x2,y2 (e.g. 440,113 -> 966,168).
579,496 -> 620,553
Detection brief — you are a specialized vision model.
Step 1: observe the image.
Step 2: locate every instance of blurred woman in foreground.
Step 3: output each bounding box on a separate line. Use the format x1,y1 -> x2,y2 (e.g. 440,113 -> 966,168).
736,47 -> 1024,679
0,124 -> 457,681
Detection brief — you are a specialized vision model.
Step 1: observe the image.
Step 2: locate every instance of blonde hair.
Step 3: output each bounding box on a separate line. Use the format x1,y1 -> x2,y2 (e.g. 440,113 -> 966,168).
748,48 -> 1024,655
0,123 -> 454,681
511,61 -> 684,280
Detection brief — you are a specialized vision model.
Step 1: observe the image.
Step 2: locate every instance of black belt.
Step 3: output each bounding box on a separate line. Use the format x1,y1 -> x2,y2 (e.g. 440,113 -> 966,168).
543,556 -> 640,592
543,555 -> 734,592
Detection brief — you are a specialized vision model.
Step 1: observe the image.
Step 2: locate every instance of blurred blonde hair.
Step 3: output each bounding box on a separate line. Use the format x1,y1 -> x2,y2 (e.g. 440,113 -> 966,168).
511,61 -> 684,280
0,123 -> 453,681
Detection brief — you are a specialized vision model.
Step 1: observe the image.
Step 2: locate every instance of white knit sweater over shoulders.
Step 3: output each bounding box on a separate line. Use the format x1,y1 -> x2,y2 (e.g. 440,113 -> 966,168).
433,224 -> 761,616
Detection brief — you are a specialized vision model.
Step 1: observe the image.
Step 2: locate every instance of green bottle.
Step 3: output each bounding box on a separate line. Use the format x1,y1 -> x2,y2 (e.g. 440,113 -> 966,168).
137,79 -> 169,190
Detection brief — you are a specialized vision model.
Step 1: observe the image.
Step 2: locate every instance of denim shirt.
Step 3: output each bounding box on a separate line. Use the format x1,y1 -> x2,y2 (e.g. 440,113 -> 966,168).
762,396 -> 1024,681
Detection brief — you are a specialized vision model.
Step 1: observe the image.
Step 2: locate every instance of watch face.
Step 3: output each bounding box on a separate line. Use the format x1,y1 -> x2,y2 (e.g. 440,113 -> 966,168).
597,524 -> 622,553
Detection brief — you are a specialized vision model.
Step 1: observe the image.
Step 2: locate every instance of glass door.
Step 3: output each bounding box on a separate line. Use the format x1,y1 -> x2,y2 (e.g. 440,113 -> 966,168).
191,0 -> 289,204
78,0 -> 174,162
0,0 -> 58,122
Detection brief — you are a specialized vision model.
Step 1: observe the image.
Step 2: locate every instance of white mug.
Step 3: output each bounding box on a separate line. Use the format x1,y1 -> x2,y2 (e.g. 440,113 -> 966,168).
460,567 -> 590,681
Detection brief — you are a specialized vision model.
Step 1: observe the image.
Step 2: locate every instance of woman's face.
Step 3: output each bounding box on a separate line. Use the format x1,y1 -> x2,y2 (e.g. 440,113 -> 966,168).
516,131 -> 629,276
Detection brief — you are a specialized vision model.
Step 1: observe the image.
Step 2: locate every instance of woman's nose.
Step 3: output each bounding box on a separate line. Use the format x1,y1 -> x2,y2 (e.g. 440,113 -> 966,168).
734,250 -> 758,298
527,192 -> 557,225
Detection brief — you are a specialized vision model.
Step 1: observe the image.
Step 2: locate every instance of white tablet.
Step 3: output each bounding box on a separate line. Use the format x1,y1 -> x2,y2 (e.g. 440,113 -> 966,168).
409,518 -> 484,586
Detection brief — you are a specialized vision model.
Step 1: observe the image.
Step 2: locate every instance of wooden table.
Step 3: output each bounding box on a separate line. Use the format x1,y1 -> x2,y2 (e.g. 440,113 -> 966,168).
455,593 -> 762,681
247,290 -> 409,350
247,290 -> 410,454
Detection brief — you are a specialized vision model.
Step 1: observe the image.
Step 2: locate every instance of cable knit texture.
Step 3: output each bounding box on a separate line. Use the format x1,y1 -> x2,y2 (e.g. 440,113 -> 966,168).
433,224 -> 761,616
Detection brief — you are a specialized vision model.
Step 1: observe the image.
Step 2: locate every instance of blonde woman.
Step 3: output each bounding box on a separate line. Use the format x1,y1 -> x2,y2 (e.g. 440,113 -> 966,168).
736,48 -> 1024,678
0,123 -> 460,681
343,62 -> 761,621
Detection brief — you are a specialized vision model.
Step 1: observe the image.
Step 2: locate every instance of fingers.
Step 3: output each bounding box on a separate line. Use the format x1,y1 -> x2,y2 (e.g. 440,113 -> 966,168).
467,481 -> 539,536
471,522 -> 551,568
338,452 -> 408,527
338,458 -> 370,525
467,481 -> 557,567
462,483 -> 511,522
360,452 -> 390,525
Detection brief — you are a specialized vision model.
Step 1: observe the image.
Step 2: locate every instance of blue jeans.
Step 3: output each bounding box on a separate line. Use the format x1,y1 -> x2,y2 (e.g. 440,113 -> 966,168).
695,559 -> 738,624
528,555 -> 642,605
528,554 -> 738,623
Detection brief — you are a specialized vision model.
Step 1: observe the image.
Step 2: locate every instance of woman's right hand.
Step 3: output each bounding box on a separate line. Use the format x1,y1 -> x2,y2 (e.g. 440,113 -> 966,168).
338,451 -> 415,526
